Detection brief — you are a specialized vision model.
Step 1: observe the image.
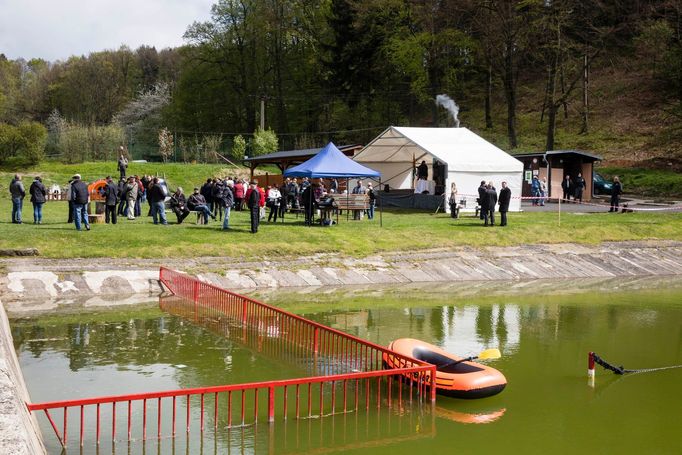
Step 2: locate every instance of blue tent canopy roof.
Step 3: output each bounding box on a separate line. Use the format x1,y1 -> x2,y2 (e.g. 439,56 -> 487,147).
283,142 -> 380,179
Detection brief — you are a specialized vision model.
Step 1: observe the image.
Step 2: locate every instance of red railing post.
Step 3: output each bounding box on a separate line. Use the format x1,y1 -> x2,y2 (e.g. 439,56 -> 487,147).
193,281 -> 200,321
29,268 -> 442,449
430,366 -> 437,402
268,386 -> 275,422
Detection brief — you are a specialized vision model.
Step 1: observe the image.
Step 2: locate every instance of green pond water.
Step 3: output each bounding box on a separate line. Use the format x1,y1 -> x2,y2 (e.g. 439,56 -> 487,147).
11,279 -> 682,454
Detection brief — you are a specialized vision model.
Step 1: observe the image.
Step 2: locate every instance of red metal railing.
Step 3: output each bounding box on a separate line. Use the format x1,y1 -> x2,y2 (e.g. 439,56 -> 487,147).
26,268 -> 436,449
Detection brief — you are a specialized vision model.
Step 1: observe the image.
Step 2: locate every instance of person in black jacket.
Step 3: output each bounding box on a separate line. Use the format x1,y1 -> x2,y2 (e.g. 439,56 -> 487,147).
498,181 -> 511,226
71,174 -> 90,231
574,173 -> 586,203
247,181 -> 261,233
170,188 -> 190,224
477,181 -> 486,220
484,182 -> 498,226
188,187 -> 214,224
609,176 -> 623,212
561,175 -> 572,202
211,179 -> 223,220
417,161 -> 428,180
103,176 -> 119,224
117,177 -> 128,216
9,174 -> 25,224
278,181 -> 289,219
200,178 -> 214,214
222,181 -> 235,230
148,177 -> 168,225
29,176 -> 47,224
302,184 -> 314,226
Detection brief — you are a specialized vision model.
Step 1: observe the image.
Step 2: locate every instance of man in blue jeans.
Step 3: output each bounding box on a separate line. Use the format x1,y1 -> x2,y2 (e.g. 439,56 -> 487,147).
222,180 -> 234,230
9,174 -> 25,224
148,177 -> 168,225
187,187 -> 215,224
71,174 -> 90,231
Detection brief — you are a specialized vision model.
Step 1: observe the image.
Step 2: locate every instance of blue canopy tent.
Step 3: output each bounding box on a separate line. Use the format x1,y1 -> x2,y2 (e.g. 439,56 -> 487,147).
283,142 -> 383,226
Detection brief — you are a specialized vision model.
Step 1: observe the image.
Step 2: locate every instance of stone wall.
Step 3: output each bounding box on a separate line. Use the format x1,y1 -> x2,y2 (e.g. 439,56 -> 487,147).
0,301 -> 46,454
2,241 -> 682,309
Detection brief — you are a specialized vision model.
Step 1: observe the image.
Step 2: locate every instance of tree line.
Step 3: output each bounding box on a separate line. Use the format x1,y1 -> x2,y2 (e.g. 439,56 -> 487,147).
1,0 -> 682,165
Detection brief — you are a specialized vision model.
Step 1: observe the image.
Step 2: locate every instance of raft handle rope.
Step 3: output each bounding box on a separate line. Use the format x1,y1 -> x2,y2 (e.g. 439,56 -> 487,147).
589,351 -> 682,376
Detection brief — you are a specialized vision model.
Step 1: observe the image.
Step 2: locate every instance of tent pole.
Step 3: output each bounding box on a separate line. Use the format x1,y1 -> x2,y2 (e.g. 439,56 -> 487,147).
346,178 -> 349,222
379,177 -> 383,228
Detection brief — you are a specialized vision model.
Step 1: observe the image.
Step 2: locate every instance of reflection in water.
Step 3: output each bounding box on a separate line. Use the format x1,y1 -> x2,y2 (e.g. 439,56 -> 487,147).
14,282 -> 682,454
434,406 -> 506,425
313,303 -> 522,359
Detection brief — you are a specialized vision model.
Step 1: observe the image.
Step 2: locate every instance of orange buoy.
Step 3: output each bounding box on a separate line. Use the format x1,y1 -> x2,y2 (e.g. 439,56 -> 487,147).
385,338 -> 507,399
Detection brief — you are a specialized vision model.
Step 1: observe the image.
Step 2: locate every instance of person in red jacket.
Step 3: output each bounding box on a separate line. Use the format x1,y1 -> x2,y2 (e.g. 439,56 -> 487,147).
258,184 -> 266,219
233,179 -> 245,210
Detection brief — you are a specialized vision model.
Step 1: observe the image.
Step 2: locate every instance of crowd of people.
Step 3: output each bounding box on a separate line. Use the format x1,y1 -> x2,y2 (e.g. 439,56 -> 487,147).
8,163 -> 380,233
7,155 -> 626,231
474,180 -> 512,227
529,173 -> 623,211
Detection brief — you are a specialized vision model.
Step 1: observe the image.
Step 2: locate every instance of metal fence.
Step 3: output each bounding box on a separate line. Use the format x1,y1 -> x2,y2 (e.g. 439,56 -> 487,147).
26,268 -> 435,449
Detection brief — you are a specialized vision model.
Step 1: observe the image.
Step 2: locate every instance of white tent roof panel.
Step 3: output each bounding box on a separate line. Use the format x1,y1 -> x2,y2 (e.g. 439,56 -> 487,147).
355,126 -> 523,173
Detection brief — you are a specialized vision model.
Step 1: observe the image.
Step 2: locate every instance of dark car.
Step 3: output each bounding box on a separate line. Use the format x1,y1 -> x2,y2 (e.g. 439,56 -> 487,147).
593,172 -> 612,195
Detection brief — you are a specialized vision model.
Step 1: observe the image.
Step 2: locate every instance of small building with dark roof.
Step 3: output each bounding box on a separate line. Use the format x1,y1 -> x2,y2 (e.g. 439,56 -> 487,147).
244,144 -> 364,178
514,150 -> 602,201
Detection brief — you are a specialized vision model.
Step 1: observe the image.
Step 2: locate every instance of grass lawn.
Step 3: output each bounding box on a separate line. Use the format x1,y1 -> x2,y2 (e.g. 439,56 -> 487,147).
0,197 -> 681,259
0,161 -> 247,194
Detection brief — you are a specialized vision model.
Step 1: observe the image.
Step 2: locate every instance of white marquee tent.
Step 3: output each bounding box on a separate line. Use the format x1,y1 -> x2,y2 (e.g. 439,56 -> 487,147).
354,126 -> 524,212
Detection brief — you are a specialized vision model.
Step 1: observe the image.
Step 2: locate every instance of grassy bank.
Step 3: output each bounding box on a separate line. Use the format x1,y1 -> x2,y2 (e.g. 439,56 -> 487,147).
598,167 -> 682,199
0,161 -> 246,194
0,198 -> 680,259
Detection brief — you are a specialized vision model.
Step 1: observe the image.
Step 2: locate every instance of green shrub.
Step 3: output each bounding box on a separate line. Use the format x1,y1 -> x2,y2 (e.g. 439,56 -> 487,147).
600,167 -> 682,198
250,128 -> 278,156
0,121 -> 47,165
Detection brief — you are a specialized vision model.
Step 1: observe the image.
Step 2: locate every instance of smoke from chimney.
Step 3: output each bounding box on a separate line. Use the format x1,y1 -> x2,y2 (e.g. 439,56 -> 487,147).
435,94 -> 460,127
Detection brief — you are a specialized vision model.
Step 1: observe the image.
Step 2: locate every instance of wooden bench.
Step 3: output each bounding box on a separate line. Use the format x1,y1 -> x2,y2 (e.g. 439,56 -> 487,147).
335,194 -> 369,220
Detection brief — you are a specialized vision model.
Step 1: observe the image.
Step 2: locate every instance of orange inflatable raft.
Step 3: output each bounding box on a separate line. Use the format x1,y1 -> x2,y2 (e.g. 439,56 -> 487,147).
385,338 -> 507,399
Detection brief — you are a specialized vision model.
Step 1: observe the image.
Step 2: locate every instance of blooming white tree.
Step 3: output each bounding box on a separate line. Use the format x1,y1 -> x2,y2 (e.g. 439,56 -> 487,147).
158,128 -> 174,163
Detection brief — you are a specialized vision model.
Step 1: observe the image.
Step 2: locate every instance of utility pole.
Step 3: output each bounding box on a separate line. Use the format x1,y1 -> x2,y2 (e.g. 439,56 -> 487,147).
260,96 -> 266,130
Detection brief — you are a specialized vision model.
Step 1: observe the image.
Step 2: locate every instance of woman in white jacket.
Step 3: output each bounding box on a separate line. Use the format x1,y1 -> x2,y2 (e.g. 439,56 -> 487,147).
267,185 -> 281,223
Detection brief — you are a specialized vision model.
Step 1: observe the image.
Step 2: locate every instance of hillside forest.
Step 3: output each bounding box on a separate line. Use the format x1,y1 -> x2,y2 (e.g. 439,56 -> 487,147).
1,0 -> 682,170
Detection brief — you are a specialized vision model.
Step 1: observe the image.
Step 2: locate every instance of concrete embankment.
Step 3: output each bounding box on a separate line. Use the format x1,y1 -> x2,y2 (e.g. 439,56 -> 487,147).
0,301 -> 46,454
2,241 -> 682,310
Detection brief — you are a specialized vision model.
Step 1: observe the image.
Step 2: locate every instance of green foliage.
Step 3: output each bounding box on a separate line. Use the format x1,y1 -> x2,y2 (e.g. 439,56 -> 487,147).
232,135 -> 247,159
0,121 -> 47,165
3,1 -> 682,167
635,20 -> 674,73
250,128 -> 278,156
57,123 -> 125,163
599,167 -> 682,198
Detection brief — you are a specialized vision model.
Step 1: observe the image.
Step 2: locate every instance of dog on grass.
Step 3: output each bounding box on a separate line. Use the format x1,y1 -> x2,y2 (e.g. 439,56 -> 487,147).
620,203 -> 634,213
